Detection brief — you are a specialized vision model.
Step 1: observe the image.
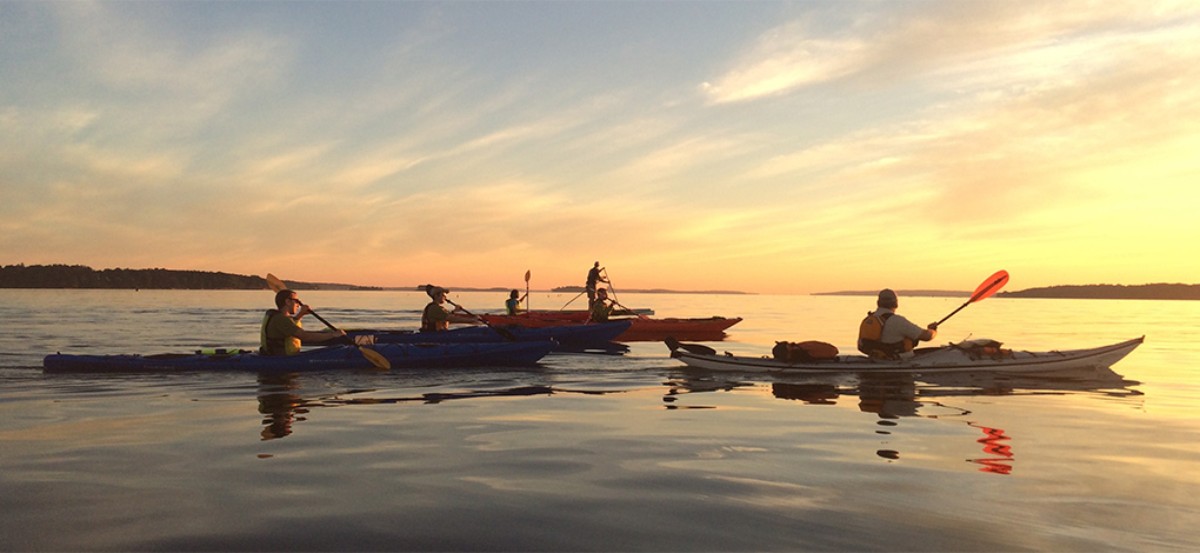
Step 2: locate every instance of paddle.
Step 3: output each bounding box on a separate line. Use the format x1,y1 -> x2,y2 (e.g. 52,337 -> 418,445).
560,290 -> 586,310
609,298 -> 650,320
602,267 -> 620,304
429,285 -> 519,341
934,270 -> 1010,327
265,274 -> 391,369
524,270 -> 531,312
600,269 -> 646,318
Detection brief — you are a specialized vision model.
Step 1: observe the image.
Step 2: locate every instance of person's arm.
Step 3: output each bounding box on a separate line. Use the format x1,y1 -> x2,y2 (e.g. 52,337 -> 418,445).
448,313 -> 481,325
918,322 -> 938,342
291,304 -> 346,342
295,327 -> 346,343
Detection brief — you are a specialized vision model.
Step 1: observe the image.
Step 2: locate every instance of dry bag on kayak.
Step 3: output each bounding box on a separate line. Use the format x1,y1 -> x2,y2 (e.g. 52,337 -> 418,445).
772,340 -> 839,363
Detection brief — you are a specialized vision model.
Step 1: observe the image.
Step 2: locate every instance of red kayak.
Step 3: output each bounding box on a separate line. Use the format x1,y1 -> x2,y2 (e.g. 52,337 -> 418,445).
516,308 -> 654,321
479,313 -> 741,342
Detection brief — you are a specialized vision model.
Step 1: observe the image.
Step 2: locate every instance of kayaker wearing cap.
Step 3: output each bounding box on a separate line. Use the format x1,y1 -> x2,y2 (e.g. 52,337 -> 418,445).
586,261 -> 609,309
260,289 -> 346,355
857,289 -> 938,358
421,285 -> 480,332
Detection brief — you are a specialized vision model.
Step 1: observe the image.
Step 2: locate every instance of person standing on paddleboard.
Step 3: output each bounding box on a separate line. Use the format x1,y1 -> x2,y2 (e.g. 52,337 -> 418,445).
586,261 -> 609,309
260,289 -> 346,355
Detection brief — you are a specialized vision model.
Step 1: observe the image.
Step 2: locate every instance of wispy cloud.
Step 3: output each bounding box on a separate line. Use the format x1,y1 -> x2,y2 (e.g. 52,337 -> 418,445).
701,20 -> 869,104
2,1 -> 1198,292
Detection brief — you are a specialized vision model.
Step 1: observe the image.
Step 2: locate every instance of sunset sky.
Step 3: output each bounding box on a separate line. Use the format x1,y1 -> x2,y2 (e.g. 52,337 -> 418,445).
2,1 -> 1198,295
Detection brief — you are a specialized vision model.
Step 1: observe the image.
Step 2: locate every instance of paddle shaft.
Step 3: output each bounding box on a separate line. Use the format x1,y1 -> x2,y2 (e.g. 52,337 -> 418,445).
524,270 -> 531,312
303,308 -> 339,332
561,290 -> 586,309
602,268 -> 619,303
934,303 -> 970,327
607,298 -> 650,320
444,298 -> 518,341
934,270 -> 1010,327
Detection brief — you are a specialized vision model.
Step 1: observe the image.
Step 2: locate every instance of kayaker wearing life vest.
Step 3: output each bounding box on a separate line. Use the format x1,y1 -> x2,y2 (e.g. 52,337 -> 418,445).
588,288 -> 615,323
421,285 -> 479,332
505,289 -> 527,315
857,289 -> 938,358
260,289 -> 346,355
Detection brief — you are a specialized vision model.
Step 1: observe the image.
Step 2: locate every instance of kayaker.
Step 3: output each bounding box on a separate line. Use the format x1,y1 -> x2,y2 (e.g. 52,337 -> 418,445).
857,289 -> 938,358
260,289 -> 347,355
421,285 -> 480,331
586,261 -> 609,309
588,287 -> 615,323
505,289 -> 527,315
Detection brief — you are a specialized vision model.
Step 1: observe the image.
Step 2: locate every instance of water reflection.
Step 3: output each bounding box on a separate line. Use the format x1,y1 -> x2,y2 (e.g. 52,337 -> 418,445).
969,422 -> 1015,475
257,373 -> 308,441
667,365 -> 1140,475
254,373 -> 558,440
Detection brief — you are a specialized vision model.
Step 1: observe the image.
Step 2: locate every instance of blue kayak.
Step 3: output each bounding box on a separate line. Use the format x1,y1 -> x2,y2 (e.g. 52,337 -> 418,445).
346,320 -> 631,349
43,341 -> 556,373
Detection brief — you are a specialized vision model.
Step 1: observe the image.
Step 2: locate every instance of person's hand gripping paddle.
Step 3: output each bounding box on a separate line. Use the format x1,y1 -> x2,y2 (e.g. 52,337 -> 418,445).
934,270 -> 1010,327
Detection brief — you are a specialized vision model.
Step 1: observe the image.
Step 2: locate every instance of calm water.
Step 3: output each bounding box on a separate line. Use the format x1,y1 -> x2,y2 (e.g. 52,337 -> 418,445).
1,289 -> 1198,551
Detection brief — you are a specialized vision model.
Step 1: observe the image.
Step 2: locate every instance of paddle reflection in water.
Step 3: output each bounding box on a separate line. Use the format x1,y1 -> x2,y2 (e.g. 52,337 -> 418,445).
969,422 -> 1015,475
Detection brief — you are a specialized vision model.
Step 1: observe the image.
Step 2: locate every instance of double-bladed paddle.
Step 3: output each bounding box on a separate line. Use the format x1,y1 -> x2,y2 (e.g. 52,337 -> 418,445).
935,270 -> 1010,327
265,273 -> 391,369
428,285 -> 519,341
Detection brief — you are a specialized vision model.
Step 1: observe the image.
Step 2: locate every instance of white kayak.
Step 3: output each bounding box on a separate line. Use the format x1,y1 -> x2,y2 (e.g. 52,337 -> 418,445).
666,336 -> 1143,374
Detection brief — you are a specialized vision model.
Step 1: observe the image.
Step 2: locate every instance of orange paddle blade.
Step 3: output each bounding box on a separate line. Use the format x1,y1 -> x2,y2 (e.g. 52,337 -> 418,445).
971,270 -> 1009,302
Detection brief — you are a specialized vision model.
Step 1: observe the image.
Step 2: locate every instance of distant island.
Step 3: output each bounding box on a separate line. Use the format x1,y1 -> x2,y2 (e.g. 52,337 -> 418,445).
817,283 -> 1200,301
4,265 -> 1196,299
998,283 -> 1200,300
0,264 -> 748,294
0,264 -> 379,291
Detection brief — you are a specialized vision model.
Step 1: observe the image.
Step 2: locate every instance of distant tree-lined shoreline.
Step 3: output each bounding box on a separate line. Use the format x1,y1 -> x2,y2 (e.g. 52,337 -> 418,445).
0,264 -> 377,290
2,264 -> 1197,299
817,283 -> 1200,301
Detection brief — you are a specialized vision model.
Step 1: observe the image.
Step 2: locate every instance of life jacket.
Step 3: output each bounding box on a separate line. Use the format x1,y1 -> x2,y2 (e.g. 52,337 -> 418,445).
857,311 -> 913,358
260,309 -> 301,356
588,300 -> 613,322
421,303 -> 449,332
